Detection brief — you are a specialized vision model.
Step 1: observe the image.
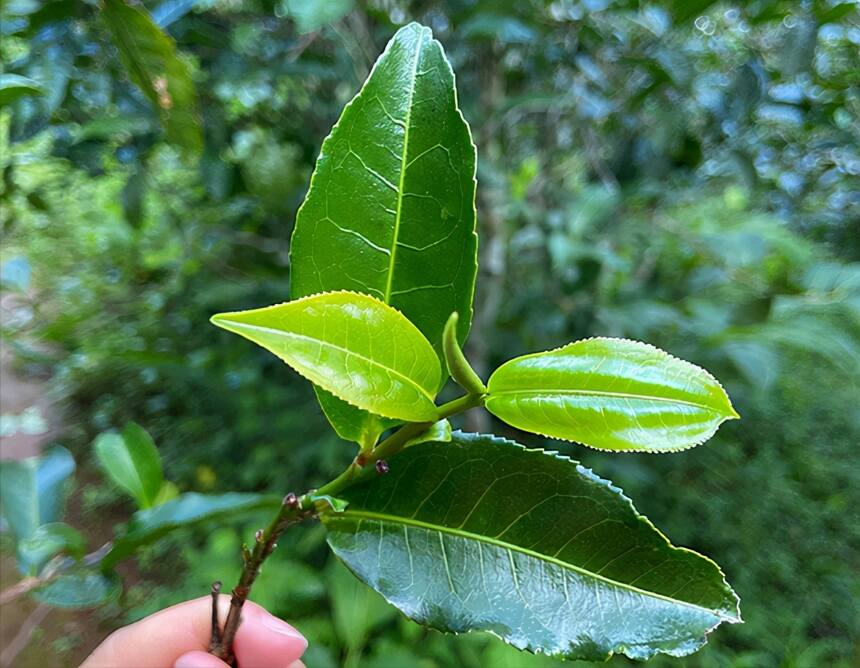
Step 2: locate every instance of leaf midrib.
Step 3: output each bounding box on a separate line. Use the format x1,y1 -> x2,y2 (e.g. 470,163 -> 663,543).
216,319 -> 437,402
382,26 -> 426,304
331,509 -> 735,622
488,388 -> 726,414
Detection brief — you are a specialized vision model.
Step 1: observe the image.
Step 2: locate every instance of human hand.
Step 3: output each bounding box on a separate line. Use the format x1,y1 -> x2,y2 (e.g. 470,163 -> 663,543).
81,595 -> 307,668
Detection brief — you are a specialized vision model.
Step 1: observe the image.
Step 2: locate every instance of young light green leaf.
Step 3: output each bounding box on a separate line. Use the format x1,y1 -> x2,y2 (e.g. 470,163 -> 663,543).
486,337 -> 739,452
324,432 -> 741,661
211,291 -> 442,423
94,423 -> 163,509
0,447 -> 75,543
17,523 -> 86,576
153,480 -> 179,506
102,493 -> 280,569
403,418 -> 452,447
290,22 -> 478,444
443,312 -> 486,395
309,493 -> 349,514
101,0 -> 202,153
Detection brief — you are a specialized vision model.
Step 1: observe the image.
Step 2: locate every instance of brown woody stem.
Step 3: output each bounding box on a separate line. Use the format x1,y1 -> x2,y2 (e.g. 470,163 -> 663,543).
209,494 -> 313,664
209,581 -> 223,653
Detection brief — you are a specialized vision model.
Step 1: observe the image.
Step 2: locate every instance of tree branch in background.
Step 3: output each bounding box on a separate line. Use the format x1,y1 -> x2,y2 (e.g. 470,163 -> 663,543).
1,604 -> 51,668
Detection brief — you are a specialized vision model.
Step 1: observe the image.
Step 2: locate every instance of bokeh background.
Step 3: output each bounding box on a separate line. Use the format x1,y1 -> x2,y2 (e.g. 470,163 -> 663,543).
1,1 -> 859,666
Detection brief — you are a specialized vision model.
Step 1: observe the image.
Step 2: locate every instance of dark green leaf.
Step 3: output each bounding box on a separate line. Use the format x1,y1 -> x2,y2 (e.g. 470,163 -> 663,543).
17,522 -> 86,576
312,387 -> 399,448
211,291 -> 442,422
485,338 -> 739,452
34,570 -> 120,609
0,447 -> 75,543
102,493 -> 279,568
660,0 -> 719,23
94,422 -> 163,509
101,0 -> 202,153
815,2 -> 858,23
324,433 -> 740,661
290,22 -> 478,444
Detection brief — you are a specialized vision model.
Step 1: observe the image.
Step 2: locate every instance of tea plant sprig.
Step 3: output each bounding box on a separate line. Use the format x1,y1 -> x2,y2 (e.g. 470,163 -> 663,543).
206,23 -> 741,665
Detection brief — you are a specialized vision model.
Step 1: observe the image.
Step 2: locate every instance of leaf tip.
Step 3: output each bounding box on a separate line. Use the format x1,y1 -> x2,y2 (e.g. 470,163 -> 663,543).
209,312 -> 231,329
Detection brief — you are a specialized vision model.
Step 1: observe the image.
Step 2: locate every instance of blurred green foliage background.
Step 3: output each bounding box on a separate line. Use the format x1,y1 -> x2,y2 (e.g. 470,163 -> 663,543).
1,0 -> 858,666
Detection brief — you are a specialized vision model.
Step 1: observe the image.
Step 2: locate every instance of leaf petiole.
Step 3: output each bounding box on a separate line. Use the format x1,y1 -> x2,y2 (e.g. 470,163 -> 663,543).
316,392 -> 485,498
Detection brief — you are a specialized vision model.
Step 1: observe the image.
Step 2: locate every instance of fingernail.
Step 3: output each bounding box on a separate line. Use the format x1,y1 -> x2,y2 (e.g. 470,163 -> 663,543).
258,610 -> 307,645
174,650 -> 228,668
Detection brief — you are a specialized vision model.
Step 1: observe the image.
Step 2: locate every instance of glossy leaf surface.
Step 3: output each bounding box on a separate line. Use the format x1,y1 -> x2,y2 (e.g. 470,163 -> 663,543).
0,447 -> 75,543
443,311 -> 486,395
403,419 -> 452,447
309,494 -> 349,514
101,0 -> 202,153
324,432 -> 740,661
290,22 -> 477,443
211,292 -> 441,422
94,422 -> 163,509
486,338 -> 738,452
103,493 -> 279,568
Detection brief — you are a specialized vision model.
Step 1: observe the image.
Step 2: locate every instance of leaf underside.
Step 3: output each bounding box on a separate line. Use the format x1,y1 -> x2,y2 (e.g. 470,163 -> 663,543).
486,337 -> 739,452
289,22 -> 478,444
324,432 -> 740,661
211,291 -> 442,423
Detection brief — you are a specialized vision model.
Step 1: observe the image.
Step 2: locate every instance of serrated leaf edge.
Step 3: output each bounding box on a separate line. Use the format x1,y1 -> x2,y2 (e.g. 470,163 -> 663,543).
289,22 -> 479,351
327,430 -> 742,661
211,290 -> 441,421
486,336 -> 739,454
